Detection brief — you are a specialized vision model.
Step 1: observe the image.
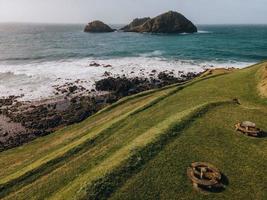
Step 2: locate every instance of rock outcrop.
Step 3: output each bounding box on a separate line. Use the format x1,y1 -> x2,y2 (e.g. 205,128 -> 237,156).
121,17 -> 150,32
84,20 -> 114,33
122,11 -> 197,33
95,71 -> 199,97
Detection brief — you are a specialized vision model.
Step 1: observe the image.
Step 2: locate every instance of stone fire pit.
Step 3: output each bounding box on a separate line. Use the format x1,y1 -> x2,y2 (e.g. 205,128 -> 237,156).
187,162 -> 223,190
235,121 -> 263,137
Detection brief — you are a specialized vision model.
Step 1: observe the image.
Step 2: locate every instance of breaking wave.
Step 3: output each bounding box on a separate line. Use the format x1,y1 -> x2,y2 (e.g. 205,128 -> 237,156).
0,57 -> 255,100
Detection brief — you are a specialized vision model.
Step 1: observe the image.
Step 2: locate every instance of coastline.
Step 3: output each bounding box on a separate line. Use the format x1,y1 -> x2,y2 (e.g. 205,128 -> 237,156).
0,57 -> 254,101
0,68 -> 200,151
0,23 -> 262,151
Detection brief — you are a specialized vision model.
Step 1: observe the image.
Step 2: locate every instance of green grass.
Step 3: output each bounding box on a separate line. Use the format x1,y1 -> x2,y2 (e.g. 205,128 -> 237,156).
110,104 -> 267,200
0,62 -> 266,200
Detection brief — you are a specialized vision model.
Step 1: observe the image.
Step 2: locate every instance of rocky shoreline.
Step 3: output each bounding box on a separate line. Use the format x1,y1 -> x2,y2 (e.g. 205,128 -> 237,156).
0,70 -> 200,151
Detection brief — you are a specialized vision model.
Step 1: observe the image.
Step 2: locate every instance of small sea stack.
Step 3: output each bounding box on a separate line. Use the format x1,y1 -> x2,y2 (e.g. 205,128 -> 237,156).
84,20 -> 115,33
122,11 -> 197,33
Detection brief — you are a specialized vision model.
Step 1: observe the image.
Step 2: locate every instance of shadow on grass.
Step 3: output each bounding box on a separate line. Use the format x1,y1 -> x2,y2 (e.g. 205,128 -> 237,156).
259,131 -> 267,138
198,173 -> 229,193
85,101 -> 235,199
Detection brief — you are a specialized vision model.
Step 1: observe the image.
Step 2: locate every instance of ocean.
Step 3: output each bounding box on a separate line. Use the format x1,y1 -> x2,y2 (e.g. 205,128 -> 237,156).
0,23 -> 267,100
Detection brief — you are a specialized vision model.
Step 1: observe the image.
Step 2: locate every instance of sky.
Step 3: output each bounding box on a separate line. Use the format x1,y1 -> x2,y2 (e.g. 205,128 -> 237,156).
0,0 -> 267,24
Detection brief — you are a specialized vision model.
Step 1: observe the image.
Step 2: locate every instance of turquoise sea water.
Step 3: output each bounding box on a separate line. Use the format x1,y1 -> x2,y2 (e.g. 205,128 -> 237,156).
0,23 -> 266,99
0,24 -> 267,64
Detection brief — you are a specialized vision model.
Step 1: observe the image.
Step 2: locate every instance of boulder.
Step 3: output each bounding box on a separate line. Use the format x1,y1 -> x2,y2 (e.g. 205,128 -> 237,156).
123,11 -> 197,33
84,20 -> 114,33
121,17 -> 150,32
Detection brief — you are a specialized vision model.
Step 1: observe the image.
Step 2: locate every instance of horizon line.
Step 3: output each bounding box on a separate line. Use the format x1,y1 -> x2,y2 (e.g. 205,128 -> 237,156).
1,21 -> 267,26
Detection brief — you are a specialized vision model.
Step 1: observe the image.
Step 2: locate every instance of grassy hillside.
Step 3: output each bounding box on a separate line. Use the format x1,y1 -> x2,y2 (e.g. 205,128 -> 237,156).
0,62 -> 266,200
258,64 -> 267,97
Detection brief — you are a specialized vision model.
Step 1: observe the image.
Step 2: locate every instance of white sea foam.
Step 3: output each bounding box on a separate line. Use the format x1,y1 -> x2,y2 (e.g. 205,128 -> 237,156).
0,57 -> 255,100
139,50 -> 164,57
197,30 -> 212,34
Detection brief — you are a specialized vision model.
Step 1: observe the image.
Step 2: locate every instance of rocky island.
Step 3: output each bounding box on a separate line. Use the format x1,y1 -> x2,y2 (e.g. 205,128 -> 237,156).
121,17 -> 151,32
84,20 -> 115,33
121,11 -> 197,33
84,11 -> 197,34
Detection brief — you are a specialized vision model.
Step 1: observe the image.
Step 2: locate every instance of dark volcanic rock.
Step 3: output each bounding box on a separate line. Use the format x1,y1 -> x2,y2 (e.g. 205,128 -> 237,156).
0,96 -> 19,107
0,93 -> 114,151
95,73 -> 181,97
96,77 -> 135,97
96,77 -> 155,97
121,17 -> 150,32
123,11 -> 197,33
158,72 -> 178,83
96,71 -> 200,98
84,21 -> 115,33
89,62 -> 101,67
69,85 -> 78,93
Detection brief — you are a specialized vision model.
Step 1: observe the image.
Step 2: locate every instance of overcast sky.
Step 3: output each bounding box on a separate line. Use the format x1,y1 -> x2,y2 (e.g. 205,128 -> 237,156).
0,0 -> 267,24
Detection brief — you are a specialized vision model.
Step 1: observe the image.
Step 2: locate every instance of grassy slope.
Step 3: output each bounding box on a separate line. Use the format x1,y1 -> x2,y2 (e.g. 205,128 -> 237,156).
258,64 -> 267,97
0,62 -> 266,200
